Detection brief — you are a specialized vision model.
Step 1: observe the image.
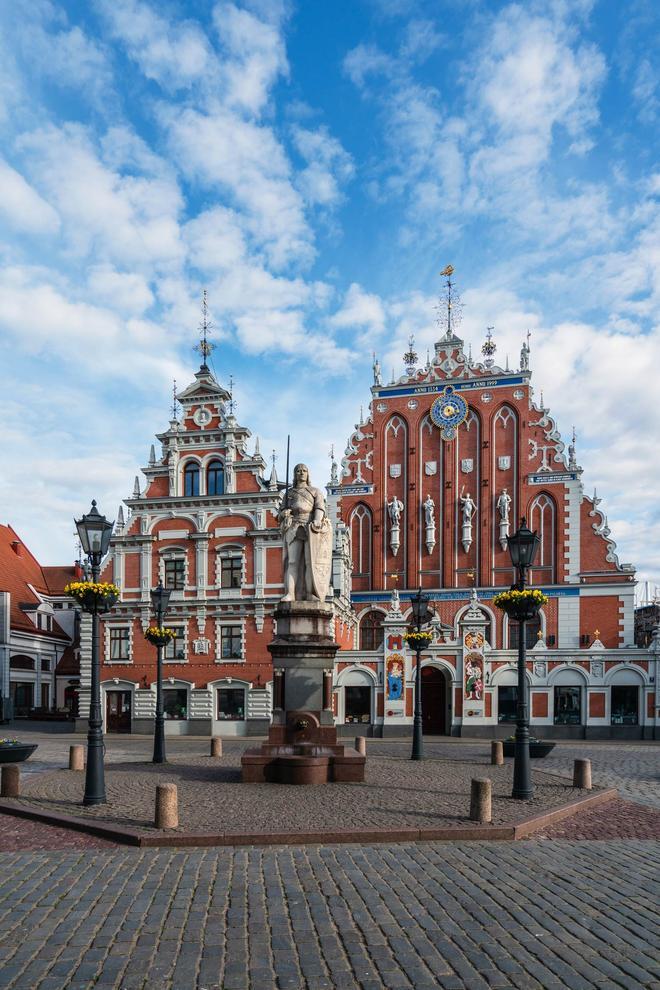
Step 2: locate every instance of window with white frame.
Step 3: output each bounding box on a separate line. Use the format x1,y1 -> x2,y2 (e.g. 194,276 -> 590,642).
164,627 -> 187,662
218,624 -> 243,661
108,627 -> 131,662
164,557 -> 186,590
219,554 -> 243,590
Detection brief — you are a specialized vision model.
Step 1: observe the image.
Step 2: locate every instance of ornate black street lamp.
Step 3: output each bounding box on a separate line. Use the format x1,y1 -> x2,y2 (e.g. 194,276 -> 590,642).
409,587 -> 433,761
150,583 -> 173,764
506,517 -> 541,800
75,501 -> 114,806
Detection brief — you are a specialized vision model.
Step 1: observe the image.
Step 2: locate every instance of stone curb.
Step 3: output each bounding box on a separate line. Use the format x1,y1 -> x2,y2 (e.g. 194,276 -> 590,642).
0,788 -> 617,848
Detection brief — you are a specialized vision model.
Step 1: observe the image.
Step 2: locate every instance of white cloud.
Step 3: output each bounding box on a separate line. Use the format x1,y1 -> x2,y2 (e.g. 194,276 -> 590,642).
0,158 -> 60,233
87,265 -> 154,315
213,1 -> 289,114
291,125 -> 354,207
329,283 -> 386,339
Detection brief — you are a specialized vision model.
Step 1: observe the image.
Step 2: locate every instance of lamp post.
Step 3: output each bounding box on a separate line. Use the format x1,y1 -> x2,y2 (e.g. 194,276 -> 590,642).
75,501 -> 114,807
150,583 -> 172,764
411,587 -> 433,761
506,517 -> 541,800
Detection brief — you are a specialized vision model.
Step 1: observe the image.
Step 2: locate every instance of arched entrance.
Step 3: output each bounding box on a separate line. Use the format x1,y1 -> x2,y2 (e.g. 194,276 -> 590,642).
421,666 -> 450,735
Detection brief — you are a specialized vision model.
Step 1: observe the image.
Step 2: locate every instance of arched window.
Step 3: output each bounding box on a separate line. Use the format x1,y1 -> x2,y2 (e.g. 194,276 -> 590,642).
350,504 -> 372,581
183,462 -> 200,497
528,492 -> 555,583
359,611 -> 384,651
207,460 -> 225,496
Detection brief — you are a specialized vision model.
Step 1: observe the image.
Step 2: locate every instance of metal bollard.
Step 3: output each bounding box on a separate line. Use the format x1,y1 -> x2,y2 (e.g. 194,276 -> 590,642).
69,745 -> 84,771
210,737 -> 222,758
491,740 -> 504,766
1,765 -> 20,798
573,758 -> 592,790
355,737 -> 366,756
469,777 -> 492,823
155,783 -> 178,829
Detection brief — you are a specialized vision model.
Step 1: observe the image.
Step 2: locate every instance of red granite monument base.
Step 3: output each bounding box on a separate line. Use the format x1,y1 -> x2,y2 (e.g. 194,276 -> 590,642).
241,710 -> 366,784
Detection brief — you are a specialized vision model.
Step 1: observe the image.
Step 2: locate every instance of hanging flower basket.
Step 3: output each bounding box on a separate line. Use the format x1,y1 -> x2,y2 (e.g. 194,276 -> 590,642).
64,581 -> 120,614
493,588 -> 548,622
404,630 -> 433,652
144,626 -> 176,648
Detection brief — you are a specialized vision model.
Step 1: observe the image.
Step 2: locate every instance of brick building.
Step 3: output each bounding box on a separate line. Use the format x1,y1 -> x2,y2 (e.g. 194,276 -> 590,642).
88,357 -> 354,736
329,285 -> 658,739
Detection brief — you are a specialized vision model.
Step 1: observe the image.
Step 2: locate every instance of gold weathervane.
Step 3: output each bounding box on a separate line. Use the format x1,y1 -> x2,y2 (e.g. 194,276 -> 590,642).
439,264 -> 454,277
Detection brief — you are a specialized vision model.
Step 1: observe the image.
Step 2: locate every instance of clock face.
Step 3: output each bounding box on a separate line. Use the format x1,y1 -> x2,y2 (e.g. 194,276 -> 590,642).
430,386 -> 468,432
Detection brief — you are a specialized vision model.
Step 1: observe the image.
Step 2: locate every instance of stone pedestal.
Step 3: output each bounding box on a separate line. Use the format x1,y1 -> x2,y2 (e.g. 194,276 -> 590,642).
241,601 -> 365,785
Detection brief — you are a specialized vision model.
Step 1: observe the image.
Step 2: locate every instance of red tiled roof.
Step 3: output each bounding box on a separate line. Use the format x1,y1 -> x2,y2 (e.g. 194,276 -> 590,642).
43,565 -> 81,594
0,524 -> 71,640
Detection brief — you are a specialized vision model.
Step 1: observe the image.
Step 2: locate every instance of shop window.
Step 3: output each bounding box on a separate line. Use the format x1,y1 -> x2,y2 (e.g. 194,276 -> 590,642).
508,617 -> 541,650
184,462 -> 200,496
207,460 -> 225,496
220,627 -> 242,660
498,686 -> 518,723
164,558 -> 185,590
611,685 -> 638,725
217,687 -> 245,720
554,686 -> 581,725
220,556 -> 242,589
163,688 -> 188,720
345,685 -> 371,724
109,628 -> 130,661
164,628 -> 186,662
10,682 -> 33,713
360,611 -> 384,651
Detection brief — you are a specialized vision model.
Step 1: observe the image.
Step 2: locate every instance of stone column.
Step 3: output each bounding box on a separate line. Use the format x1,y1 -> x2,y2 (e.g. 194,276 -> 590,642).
323,669 -> 333,711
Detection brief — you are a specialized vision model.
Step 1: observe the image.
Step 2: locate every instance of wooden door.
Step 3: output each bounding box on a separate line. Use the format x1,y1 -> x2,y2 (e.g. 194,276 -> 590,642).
421,666 -> 447,735
106,691 -> 131,733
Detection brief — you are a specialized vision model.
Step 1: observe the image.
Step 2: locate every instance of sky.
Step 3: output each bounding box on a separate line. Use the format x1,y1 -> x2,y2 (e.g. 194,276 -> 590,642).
0,0 -> 658,598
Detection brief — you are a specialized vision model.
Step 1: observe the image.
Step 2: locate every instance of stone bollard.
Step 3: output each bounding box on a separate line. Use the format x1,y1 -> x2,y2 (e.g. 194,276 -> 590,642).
355,737 -> 367,756
210,737 -> 222,758
69,745 -> 84,771
1,765 -> 20,798
469,777 -> 492,823
573,758 -> 592,790
155,783 -> 178,829
491,741 -> 504,766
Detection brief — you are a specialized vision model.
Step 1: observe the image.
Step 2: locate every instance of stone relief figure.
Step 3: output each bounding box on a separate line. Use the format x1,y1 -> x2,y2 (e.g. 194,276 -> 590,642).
387,495 -> 404,556
460,489 -> 476,553
423,494 -> 436,554
497,487 -> 512,552
280,463 -> 332,602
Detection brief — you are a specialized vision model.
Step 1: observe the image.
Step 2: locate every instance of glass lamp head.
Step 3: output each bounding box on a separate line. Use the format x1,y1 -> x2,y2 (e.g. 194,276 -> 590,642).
507,517 -> 541,569
75,500 -> 114,559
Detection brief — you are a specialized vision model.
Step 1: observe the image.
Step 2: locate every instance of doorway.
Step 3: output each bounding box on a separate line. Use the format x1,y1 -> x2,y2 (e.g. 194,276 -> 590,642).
421,666 -> 448,735
106,691 -> 132,733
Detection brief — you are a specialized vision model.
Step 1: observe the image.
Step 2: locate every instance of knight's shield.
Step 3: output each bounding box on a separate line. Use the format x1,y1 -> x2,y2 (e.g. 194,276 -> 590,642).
308,520 -> 333,600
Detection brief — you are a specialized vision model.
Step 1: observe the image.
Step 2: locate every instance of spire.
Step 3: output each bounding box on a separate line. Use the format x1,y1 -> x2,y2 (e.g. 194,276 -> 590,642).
435,264 -> 463,342
133,476 -> 141,497
481,326 -> 496,368
194,289 -> 215,370
116,505 -> 125,533
403,334 -> 418,375
148,444 -> 156,467
268,450 -> 278,490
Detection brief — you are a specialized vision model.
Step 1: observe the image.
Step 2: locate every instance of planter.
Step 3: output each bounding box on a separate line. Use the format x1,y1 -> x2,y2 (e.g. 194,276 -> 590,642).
145,635 -> 171,648
493,590 -> 548,623
502,740 -> 555,759
404,634 -> 433,652
65,582 -> 120,614
0,743 -> 38,764
80,590 -> 118,614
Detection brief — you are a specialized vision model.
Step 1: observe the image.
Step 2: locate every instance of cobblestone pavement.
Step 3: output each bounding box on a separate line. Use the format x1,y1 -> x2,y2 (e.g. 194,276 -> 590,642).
0,813 -> 115,851
15,753 -> 588,834
0,840 -> 658,990
531,797 -> 660,840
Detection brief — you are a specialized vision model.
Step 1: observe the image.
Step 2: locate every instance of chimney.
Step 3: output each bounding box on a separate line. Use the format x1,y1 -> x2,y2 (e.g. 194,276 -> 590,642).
10,540 -> 23,557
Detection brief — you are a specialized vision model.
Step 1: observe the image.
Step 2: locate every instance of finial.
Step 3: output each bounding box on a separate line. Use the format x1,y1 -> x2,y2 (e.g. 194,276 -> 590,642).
403,334 -> 418,375
254,435 -> 260,456
390,367 -> 396,384
568,426 -> 577,469
359,405 -> 364,425
268,450 -> 278,490
505,353 -> 510,372
116,505 -> 125,531
171,379 -> 178,422
148,444 -> 156,467
481,326 -> 496,368
133,476 -> 140,497
329,443 -> 339,485
227,375 -> 236,416
194,289 -> 215,368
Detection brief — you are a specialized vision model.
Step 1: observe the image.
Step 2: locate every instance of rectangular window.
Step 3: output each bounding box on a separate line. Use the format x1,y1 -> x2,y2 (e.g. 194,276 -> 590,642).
164,628 -> 186,662
498,686 -> 518,723
220,557 -> 242,589
508,621 -> 541,650
217,687 -> 245,720
611,686 -> 638,725
164,558 -> 185,590
220,627 -> 242,660
344,686 -> 371,724
163,688 -> 188,720
554,686 -> 581,725
109,628 -> 130,661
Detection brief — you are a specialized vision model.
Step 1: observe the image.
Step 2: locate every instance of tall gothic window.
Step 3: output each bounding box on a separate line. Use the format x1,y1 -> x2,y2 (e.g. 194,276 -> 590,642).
184,462 -> 200,496
528,492 -> 556,583
350,504 -> 372,582
207,460 -> 225,496
360,611 -> 384,651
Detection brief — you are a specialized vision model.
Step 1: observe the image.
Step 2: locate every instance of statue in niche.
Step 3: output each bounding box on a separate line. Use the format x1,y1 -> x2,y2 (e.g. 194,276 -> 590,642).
280,463 -> 332,602
387,496 -> 404,556
497,488 -> 511,524
423,494 -> 436,554
460,489 -> 476,553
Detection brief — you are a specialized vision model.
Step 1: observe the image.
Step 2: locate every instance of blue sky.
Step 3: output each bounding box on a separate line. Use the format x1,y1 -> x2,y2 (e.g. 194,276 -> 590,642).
0,0 -> 658,597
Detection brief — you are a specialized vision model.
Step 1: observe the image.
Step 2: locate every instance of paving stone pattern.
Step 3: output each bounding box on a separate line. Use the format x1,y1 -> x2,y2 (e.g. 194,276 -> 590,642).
0,840 -> 658,990
531,796 -> 660,840
15,752 -> 588,834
